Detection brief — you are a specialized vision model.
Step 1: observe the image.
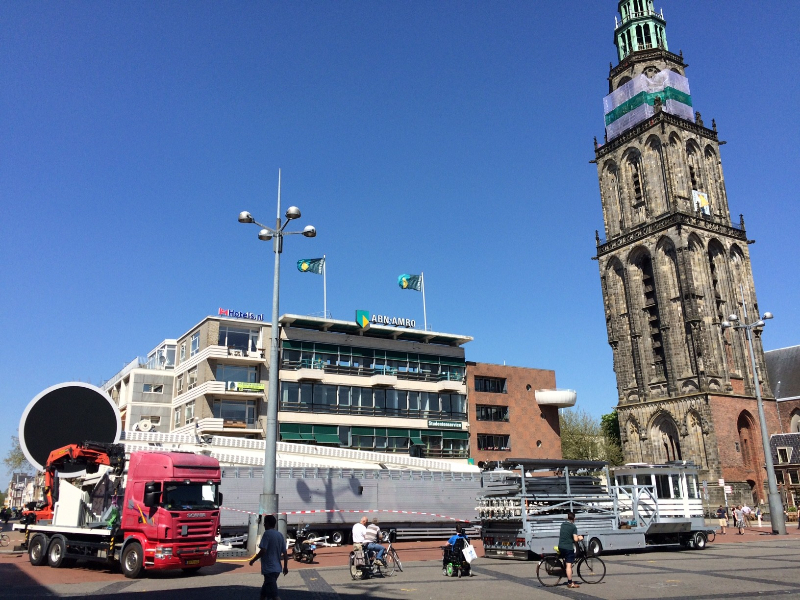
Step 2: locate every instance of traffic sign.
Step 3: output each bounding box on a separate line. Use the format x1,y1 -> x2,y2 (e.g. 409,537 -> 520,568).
718,479 -> 725,486
724,485 -> 733,494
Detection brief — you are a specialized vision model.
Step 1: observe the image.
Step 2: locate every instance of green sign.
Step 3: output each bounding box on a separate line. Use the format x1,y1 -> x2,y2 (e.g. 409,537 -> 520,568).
427,420 -> 462,430
236,382 -> 265,392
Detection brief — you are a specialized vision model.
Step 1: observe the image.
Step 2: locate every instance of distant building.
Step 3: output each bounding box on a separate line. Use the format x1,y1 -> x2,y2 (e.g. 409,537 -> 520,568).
103,340 -> 176,433
466,362 -> 569,464
765,345 -> 800,433
769,433 -> 800,508
5,472 -> 36,509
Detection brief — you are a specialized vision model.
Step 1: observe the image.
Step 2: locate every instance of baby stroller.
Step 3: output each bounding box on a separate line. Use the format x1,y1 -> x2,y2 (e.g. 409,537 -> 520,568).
442,536 -> 471,577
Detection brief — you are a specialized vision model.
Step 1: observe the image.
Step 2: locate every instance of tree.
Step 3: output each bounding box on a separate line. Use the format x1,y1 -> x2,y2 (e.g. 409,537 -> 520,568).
560,408 -> 624,465
3,436 -> 33,476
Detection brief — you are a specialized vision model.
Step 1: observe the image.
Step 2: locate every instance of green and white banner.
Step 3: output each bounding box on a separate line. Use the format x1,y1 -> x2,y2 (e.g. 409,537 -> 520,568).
603,69 -> 693,140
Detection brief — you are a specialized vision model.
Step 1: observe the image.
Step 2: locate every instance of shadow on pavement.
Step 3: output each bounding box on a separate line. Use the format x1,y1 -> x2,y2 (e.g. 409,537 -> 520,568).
0,561 -> 58,597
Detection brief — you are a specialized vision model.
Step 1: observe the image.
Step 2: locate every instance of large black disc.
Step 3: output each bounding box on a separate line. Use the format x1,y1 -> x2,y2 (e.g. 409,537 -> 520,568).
19,382 -> 121,474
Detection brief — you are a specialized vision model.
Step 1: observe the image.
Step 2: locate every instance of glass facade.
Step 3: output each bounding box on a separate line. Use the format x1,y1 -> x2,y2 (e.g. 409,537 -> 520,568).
281,341 -> 465,382
281,382 -> 467,420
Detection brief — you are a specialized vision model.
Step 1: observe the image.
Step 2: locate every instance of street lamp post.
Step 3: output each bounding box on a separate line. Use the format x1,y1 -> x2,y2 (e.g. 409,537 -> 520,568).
721,310 -> 786,535
238,170 -> 316,538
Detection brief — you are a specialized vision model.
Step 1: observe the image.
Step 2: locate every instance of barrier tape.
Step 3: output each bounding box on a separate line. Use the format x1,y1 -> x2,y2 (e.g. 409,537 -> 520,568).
220,506 -> 470,522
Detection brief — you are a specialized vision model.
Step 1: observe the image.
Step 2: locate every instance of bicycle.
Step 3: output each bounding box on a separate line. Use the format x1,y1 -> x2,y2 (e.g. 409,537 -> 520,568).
349,541 -> 402,579
0,533 -> 10,548
536,540 -> 606,587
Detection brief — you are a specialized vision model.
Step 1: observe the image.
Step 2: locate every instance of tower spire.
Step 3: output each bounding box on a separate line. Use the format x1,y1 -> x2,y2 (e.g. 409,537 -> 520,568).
614,1 -> 668,62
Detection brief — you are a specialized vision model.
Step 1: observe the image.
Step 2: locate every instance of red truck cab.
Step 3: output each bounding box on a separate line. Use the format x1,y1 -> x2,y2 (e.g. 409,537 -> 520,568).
119,451 -> 222,577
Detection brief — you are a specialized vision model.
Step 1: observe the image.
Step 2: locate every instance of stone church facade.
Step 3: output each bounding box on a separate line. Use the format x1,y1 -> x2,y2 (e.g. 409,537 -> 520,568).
593,1 -> 778,507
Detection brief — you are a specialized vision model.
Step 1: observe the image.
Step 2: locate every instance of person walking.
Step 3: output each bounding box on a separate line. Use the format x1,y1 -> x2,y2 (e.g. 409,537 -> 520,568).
742,504 -> 752,528
249,515 -> 289,600
364,518 -> 386,565
558,512 -> 584,589
716,505 -> 727,534
734,506 -> 744,535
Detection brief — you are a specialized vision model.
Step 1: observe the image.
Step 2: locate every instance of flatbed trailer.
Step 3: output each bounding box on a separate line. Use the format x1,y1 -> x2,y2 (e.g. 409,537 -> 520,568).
478,459 -> 712,559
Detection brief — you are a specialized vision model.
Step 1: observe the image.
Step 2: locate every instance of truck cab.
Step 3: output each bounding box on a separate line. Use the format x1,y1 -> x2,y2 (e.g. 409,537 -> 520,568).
119,451 -> 222,576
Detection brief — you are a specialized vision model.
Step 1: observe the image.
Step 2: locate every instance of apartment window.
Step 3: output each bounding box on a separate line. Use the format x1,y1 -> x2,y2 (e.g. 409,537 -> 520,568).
213,399 -> 256,425
176,375 -> 184,395
778,448 -> 792,464
790,471 -> 800,486
187,368 -> 198,389
174,406 -> 182,428
477,434 -> 510,451
777,471 -> 785,485
216,364 -> 258,384
143,384 -> 164,393
476,405 -> 509,421
185,401 -> 195,423
219,326 -> 260,353
180,343 -> 186,361
144,416 -> 161,425
474,377 -> 506,393
190,331 -> 200,357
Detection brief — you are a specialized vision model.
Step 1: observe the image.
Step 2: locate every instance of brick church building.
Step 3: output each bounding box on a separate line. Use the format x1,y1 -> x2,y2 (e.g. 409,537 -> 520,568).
592,0 -> 778,507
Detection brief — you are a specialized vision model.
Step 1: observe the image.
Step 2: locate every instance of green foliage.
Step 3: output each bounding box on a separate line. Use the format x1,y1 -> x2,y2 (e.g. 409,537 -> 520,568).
601,410 -> 621,445
560,408 -> 625,466
3,436 -> 33,476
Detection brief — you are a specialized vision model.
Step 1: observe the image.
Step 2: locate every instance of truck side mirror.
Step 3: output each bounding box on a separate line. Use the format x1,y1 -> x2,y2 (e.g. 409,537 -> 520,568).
143,481 -> 162,508
218,492 -> 223,507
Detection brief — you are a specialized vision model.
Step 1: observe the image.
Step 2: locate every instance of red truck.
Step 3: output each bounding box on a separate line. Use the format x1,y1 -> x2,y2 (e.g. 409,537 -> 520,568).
16,442 -> 222,578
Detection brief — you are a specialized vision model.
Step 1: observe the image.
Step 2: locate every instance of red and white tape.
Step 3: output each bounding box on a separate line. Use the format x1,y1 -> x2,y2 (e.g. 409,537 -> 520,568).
220,506 -> 469,522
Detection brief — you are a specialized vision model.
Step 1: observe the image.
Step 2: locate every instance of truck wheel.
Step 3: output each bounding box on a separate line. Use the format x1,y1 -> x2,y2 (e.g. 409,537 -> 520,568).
331,530 -> 344,545
306,531 -> 320,542
29,535 -> 48,566
121,542 -> 144,579
693,531 -> 707,550
47,537 -> 67,568
588,538 -> 603,557
379,530 -> 390,543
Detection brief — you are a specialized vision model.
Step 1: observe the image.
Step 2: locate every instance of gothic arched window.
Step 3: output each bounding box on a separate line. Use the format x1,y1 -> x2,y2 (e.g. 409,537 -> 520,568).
737,411 -> 757,468
650,412 -> 682,463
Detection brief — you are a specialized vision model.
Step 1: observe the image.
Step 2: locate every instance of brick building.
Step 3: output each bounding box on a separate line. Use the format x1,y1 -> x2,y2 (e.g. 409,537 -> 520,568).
765,345 -> 800,433
466,362 -> 570,464
593,1 -> 778,507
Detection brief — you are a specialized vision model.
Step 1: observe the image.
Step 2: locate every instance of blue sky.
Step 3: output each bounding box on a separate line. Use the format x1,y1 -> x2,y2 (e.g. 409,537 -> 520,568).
2,1 -> 798,472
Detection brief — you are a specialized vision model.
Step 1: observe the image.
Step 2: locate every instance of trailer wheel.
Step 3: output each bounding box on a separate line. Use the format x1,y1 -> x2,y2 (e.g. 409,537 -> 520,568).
47,537 -> 67,568
588,538 -> 603,557
331,530 -> 344,545
692,531 -> 707,550
379,530 -> 390,543
306,531 -> 320,543
121,542 -> 144,579
29,535 -> 47,566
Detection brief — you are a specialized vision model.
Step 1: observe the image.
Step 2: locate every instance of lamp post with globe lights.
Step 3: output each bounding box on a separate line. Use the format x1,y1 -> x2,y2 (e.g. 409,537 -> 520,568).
721,309 -> 785,534
238,171 -> 316,536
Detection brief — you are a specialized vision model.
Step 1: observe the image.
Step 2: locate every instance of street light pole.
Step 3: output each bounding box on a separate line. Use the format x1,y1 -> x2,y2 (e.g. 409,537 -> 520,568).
239,170 -> 316,539
722,310 -> 786,535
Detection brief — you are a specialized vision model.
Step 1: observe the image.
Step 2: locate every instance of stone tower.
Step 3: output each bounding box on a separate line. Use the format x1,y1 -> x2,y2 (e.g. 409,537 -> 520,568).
593,0 -> 779,506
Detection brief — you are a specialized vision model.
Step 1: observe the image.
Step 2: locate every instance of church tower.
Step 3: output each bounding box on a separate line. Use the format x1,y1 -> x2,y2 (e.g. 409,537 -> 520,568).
593,0 -> 779,505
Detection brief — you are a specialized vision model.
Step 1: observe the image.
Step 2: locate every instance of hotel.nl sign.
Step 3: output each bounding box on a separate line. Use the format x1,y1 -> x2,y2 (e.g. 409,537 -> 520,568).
427,420 -> 463,430
219,308 -> 264,321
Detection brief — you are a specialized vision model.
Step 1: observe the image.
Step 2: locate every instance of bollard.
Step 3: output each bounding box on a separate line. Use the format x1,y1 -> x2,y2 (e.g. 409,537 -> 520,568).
246,513 -> 259,555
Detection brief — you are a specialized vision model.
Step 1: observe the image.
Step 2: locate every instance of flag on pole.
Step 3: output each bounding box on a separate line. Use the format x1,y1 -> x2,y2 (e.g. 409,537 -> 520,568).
398,274 -> 422,291
297,258 -> 325,274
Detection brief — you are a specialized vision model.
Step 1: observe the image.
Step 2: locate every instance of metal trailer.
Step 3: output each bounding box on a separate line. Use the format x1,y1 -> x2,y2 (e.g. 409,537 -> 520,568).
478,459 -> 711,559
220,466 -> 482,543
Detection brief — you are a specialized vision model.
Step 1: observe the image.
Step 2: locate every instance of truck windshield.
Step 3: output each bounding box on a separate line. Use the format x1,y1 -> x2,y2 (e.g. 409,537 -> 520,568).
162,482 -> 219,510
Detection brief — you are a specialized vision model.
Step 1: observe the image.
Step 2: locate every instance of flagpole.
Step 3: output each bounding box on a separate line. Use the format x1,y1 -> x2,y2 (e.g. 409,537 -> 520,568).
323,254 -> 327,318
421,271 -> 427,331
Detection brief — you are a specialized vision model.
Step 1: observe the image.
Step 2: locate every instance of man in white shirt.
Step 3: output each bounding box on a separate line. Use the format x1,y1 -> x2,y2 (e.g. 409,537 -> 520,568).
352,516 -> 368,544
742,505 -> 752,527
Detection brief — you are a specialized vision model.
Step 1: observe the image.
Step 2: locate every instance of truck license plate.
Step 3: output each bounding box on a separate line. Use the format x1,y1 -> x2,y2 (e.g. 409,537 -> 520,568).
186,559 -> 200,565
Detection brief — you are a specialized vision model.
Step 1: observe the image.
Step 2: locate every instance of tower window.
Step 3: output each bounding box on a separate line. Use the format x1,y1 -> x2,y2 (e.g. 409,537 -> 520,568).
689,165 -> 697,189
632,167 -> 643,205
643,24 -> 653,47
634,0 -> 644,14
636,25 -> 644,47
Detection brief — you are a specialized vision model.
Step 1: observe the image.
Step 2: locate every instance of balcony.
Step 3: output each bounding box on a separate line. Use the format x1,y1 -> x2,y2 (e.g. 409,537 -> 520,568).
177,417 -> 263,436
280,401 -> 467,422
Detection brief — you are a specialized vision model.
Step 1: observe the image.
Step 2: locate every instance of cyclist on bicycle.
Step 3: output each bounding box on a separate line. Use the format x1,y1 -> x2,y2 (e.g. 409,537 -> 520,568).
364,518 -> 387,566
558,512 -> 583,589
